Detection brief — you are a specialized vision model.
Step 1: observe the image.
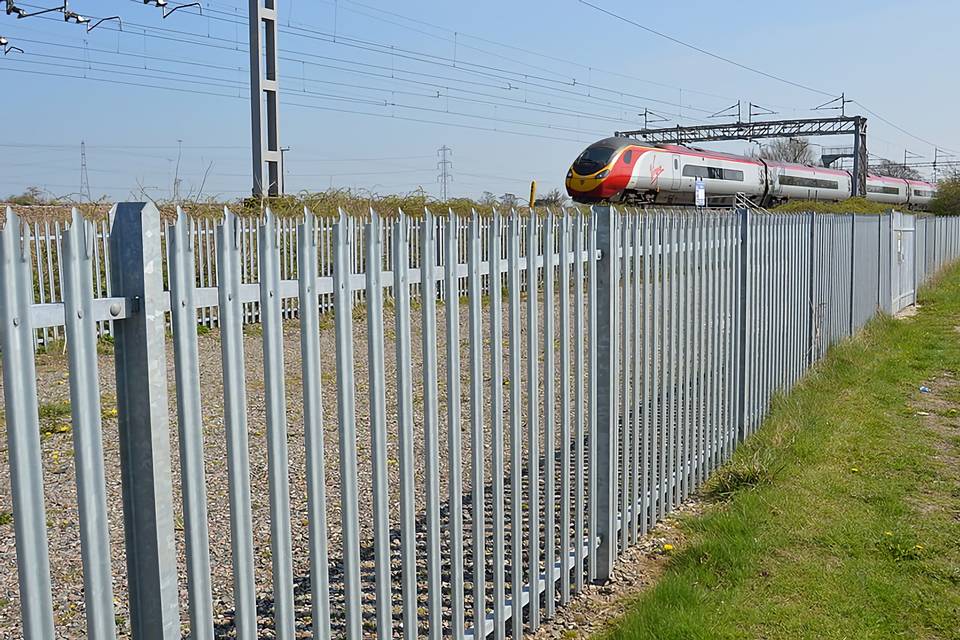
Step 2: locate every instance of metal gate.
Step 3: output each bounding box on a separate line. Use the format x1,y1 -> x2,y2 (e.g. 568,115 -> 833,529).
891,210 -> 917,313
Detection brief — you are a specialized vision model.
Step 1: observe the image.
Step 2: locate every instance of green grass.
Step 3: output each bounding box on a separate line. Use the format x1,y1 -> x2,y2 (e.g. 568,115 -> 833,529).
599,265 -> 960,640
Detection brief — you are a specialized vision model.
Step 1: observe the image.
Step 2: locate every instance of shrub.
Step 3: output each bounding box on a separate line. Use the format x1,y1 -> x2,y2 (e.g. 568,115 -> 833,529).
930,177 -> 960,215
772,198 -> 892,215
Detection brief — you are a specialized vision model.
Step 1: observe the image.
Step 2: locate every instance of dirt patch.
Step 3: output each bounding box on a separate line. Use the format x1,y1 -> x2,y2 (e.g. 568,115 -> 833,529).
528,499 -> 704,640
909,372 -> 960,515
895,304 -> 921,319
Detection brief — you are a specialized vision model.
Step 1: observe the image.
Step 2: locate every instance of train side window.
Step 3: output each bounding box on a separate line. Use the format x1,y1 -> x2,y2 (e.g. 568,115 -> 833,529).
674,158 -> 679,170
682,165 -> 708,178
623,150 -> 633,164
681,164 -> 743,181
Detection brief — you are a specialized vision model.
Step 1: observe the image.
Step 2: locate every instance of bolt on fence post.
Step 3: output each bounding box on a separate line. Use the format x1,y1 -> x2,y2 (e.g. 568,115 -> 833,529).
735,206 -> 750,444
109,202 -> 181,640
593,205 -> 618,583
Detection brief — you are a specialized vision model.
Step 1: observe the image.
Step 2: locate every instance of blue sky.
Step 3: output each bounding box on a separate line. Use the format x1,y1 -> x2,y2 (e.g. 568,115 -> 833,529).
1,0 -> 958,202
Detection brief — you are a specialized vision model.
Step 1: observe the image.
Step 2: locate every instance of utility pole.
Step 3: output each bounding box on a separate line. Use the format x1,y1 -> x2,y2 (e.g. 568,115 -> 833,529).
903,149 -> 921,176
851,116 -> 867,198
437,145 -> 453,202
173,139 -> 183,202
79,140 -> 91,203
250,0 -> 281,197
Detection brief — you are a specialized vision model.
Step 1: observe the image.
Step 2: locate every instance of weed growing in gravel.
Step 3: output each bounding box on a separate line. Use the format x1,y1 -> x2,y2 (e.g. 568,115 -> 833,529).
35,339 -> 65,358
38,400 -> 71,437
38,401 -> 70,420
96,335 -> 114,355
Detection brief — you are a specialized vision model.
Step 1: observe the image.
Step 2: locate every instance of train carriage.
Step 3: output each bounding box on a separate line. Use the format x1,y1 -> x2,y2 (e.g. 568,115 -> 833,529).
566,137 -> 936,209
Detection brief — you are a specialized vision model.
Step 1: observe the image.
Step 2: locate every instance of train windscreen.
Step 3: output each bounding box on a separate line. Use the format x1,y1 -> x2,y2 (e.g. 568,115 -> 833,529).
573,146 -> 616,174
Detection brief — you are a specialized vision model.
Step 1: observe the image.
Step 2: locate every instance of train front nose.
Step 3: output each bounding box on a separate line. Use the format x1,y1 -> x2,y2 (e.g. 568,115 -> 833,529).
566,167 -> 624,202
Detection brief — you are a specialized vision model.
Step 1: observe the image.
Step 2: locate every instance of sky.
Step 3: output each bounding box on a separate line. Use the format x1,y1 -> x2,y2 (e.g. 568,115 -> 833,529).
1,0 -> 959,203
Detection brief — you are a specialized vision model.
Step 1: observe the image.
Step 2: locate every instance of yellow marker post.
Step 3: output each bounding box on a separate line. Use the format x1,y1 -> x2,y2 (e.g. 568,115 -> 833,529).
529,180 -> 537,208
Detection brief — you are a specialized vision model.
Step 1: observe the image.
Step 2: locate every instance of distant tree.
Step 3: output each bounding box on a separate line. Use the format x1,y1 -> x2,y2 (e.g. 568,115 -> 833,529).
534,187 -> 567,207
479,191 -> 498,206
930,175 -> 960,215
871,159 -> 922,180
499,193 -> 520,208
751,138 -> 816,165
5,186 -> 47,205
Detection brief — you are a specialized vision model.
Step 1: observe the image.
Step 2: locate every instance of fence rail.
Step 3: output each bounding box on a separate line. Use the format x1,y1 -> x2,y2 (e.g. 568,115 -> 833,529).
0,203 -> 958,640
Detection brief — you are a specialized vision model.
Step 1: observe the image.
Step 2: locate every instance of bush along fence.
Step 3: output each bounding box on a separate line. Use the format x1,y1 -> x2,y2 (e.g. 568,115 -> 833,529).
0,203 -> 958,640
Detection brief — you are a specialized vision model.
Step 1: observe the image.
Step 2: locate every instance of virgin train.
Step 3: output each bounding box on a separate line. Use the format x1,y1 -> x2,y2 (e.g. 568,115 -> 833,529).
565,137 -> 937,208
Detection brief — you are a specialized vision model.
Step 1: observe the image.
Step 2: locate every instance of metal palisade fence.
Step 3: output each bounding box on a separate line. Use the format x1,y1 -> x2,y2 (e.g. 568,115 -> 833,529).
0,203 -> 958,640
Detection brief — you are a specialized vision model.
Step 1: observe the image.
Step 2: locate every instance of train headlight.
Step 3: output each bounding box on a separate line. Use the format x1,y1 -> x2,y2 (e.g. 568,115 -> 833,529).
595,169 -> 609,179
567,169 -> 573,179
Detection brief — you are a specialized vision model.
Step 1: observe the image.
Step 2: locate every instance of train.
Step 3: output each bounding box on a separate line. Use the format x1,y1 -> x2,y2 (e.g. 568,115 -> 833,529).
565,136 -> 938,208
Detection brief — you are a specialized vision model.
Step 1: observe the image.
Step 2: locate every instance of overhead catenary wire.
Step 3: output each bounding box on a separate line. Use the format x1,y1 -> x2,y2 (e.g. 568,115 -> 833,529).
0,52 -> 613,136
13,0 -> 947,149
317,0 -> 739,102
14,32 -> 650,124
851,100 -> 959,156
12,0 -> 728,120
1,12 -> 704,130
0,64 -> 606,145
575,1 -> 958,154
577,0 -> 837,99
6,0 -> 955,180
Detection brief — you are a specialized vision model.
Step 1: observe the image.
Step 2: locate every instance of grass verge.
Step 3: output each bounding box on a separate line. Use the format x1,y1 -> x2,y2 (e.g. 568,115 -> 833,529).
598,264 -> 960,640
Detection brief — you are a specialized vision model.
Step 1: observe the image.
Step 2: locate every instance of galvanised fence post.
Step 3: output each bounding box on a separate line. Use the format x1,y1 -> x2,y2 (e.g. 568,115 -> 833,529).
594,205 -> 619,583
0,209 -> 55,640
109,202 -> 181,639
807,211 -> 817,368
849,212 -> 856,336
877,215 -> 882,312
735,206 -> 750,444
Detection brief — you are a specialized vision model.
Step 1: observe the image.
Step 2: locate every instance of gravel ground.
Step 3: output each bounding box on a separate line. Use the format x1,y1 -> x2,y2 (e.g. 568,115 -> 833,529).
0,268 -> 706,640
528,498 -> 703,640
0,289 -> 640,639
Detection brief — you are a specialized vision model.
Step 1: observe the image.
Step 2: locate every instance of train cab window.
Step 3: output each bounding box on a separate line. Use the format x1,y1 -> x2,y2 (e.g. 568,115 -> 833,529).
674,158 -> 679,170
573,146 -> 616,174
623,150 -> 634,164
